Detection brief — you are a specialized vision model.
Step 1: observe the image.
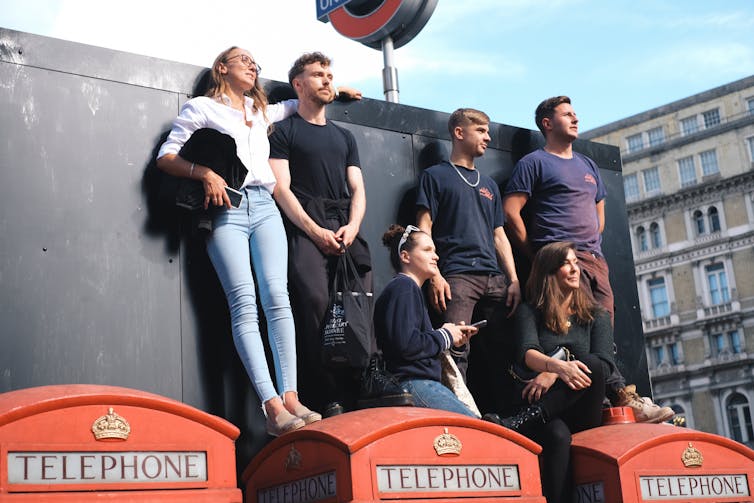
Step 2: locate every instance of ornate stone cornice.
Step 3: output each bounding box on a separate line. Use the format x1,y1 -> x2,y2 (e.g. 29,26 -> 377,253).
627,170 -> 754,220
581,74 -> 754,139
634,232 -> 754,272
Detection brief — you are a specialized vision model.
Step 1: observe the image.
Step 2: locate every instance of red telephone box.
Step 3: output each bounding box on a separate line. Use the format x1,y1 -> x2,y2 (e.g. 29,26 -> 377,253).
242,407 -> 545,502
0,384 -> 242,501
571,422 -> 754,503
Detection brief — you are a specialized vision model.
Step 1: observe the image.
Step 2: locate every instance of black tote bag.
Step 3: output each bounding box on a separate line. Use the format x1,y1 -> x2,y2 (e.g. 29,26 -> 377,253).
321,250 -> 373,368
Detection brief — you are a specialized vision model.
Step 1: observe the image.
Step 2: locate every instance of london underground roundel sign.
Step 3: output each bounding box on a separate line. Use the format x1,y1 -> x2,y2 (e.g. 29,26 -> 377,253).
321,0 -> 438,50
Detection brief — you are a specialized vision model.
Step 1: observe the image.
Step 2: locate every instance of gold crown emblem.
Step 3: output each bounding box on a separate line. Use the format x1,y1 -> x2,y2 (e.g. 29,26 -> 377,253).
91,407 -> 131,441
285,445 -> 302,471
433,428 -> 462,456
681,442 -> 703,468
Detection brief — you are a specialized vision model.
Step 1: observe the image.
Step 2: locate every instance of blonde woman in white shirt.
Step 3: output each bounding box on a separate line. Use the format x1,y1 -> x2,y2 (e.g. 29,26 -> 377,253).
157,46 -> 359,436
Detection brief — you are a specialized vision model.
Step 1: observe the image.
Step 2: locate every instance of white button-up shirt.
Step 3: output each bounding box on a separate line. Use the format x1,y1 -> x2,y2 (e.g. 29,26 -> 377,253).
158,95 -> 298,193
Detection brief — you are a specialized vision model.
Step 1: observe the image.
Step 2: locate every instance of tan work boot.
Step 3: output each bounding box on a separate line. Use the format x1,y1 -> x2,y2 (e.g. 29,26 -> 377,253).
615,385 -> 675,423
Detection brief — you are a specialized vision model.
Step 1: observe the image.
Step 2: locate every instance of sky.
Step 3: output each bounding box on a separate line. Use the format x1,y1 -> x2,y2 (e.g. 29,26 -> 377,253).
2,0 -> 754,132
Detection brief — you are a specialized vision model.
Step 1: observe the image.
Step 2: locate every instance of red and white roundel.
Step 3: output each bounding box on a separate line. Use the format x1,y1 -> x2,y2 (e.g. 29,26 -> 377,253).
327,0 -> 436,49
329,0 -> 403,41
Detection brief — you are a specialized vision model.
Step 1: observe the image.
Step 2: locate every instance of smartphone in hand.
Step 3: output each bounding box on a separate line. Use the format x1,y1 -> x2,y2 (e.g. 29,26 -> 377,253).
471,319 -> 488,329
225,186 -> 243,208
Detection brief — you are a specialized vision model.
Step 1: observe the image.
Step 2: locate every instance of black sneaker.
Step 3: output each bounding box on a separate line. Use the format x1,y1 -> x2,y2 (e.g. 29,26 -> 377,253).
356,356 -> 414,409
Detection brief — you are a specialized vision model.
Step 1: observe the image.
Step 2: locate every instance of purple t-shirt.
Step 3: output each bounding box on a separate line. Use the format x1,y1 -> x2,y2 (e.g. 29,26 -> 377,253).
505,148 -> 606,255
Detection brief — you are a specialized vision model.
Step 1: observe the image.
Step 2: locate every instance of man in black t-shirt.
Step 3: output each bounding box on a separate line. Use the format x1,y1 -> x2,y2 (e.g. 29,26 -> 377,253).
416,108 -> 521,399
269,52 -> 412,415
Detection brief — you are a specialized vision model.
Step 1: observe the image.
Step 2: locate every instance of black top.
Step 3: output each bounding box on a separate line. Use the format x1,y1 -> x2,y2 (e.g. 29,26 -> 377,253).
416,161 -> 504,276
513,302 -> 615,371
374,274 -> 452,381
269,113 -> 360,202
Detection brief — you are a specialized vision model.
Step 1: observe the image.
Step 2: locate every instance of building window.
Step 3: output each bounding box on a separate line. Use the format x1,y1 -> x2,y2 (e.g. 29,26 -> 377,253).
693,206 -> 722,236
693,210 -> 706,235
710,330 -> 744,357
702,108 -> 721,128
636,226 -> 648,252
678,156 -> 697,187
653,346 -> 665,366
626,133 -> 643,153
648,277 -> 670,318
727,393 -> 753,444
649,222 -> 662,248
669,342 -> 681,365
730,330 -> 743,354
711,332 -> 726,355
647,127 -> 665,147
747,136 -> 754,162
643,167 -> 661,194
708,206 -> 721,232
680,116 -> 699,136
624,173 -> 639,201
653,342 -> 681,367
705,262 -> 730,305
700,149 -> 719,176
748,97 -> 754,115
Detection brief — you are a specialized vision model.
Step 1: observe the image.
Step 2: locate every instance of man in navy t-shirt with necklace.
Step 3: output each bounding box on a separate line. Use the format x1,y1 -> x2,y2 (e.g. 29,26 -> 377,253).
416,108 -> 521,388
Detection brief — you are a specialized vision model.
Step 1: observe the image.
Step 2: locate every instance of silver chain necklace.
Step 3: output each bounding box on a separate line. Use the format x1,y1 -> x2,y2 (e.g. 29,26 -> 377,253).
450,161 -> 480,188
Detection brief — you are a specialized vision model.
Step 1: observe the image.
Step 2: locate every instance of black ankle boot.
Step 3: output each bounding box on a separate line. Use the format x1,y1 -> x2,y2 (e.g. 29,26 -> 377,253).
498,405 -> 547,432
323,402 -> 345,418
356,356 -> 414,409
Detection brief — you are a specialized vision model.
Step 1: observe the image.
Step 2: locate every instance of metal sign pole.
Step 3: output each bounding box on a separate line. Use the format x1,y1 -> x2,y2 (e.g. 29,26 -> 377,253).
381,36 -> 399,103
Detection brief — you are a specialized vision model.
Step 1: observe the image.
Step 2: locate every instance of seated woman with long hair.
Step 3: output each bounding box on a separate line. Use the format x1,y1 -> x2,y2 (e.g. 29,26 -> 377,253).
374,224 -> 478,417
485,241 -> 615,503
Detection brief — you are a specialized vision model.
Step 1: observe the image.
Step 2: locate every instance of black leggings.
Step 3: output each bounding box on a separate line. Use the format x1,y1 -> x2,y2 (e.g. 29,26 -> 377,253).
528,353 -> 608,503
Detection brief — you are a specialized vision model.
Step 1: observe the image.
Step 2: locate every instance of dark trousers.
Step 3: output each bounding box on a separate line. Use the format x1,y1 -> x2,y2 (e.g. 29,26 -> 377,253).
287,223 -> 373,412
527,353 -> 607,503
438,273 -> 513,414
575,250 -> 625,395
574,251 -> 614,322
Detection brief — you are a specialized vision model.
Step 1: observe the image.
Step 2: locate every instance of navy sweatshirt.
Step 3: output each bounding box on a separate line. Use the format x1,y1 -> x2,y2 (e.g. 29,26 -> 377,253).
374,274 -> 452,381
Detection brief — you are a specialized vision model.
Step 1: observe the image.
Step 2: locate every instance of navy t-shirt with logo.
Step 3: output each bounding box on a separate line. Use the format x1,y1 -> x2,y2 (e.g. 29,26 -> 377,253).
505,148 -> 606,255
416,161 -> 504,276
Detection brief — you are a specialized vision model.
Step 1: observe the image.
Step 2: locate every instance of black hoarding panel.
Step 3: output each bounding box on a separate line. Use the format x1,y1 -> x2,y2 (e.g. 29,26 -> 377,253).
0,27 -> 648,465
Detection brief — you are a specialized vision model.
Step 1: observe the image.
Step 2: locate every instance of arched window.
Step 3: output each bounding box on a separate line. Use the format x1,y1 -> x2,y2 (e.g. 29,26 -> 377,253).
727,393 -> 753,443
693,210 -> 705,235
708,206 -> 720,232
636,226 -> 648,252
650,222 -> 662,248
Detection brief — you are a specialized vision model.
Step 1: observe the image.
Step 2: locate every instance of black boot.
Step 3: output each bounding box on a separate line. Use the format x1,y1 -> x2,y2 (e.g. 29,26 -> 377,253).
356,355 -> 414,409
484,406 -> 546,432
323,402 -> 345,418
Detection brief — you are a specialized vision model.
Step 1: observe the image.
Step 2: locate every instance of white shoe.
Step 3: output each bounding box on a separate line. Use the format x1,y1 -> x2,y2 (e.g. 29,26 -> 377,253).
617,385 -> 675,423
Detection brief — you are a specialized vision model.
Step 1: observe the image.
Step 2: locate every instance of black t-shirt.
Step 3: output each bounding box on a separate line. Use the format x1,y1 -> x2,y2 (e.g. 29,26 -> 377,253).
269,113 -> 360,201
416,161 -> 504,276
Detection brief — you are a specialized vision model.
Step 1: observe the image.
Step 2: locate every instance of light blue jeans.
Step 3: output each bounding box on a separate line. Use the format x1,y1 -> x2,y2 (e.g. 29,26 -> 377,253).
402,378 -> 477,418
206,186 -> 296,403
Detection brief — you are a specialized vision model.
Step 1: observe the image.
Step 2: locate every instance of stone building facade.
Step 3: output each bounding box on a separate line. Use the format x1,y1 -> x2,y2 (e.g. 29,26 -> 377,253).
582,76 -> 754,446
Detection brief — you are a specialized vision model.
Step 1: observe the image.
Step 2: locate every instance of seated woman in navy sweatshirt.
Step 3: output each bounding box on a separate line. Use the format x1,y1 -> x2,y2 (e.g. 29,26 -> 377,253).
374,224 -> 478,417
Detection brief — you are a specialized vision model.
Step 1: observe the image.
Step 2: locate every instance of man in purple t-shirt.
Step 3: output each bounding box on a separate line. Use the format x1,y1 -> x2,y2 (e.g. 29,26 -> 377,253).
503,96 -> 611,315
503,96 -> 673,424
